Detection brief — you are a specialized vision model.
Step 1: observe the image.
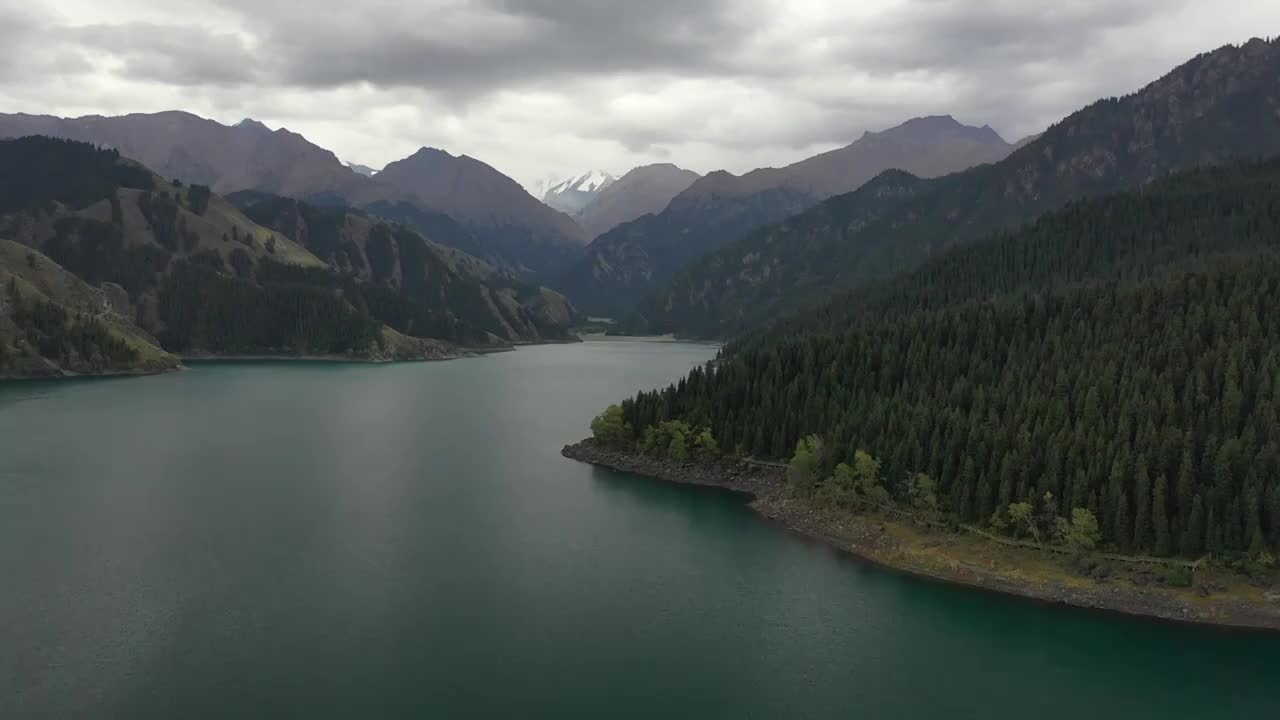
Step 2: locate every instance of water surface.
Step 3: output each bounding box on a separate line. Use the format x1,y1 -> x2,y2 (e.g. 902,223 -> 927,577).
1,342 -> 1277,718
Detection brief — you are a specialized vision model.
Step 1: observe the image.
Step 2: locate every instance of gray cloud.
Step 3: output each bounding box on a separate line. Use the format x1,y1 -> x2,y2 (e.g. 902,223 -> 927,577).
69,23 -> 258,86
0,8 -> 40,80
2,0 -> 1278,186
835,0 -> 1162,73
223,0 -> 756,95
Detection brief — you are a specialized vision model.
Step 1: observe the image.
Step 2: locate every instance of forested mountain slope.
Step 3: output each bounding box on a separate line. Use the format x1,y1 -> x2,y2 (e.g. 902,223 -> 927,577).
742,159 -> 1280,349
612,158 -> 1280,560
0,240 -> 179,378
555,116 -> 1011,318
230,193 -> 577,344
555,185 -> 816,318
634,37 -> 1280,338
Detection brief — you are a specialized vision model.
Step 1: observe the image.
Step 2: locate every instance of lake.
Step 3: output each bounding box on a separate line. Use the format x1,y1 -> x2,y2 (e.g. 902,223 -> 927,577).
1,341 -> 1277,718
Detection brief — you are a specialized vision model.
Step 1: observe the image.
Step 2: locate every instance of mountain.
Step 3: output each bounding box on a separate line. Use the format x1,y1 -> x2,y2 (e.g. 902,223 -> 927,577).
684,115 -> 1012,200
0,239 -> 180,378
540,170 -> 617,214
634,37 -> 1280,338
0,112 -> 586,281
575,164 -> 701,240
613,156 -> 1280,560
555,116 -> 1012,318
368,148 -> 588,279
346,162 -> 379,177
553,184 -> 814,318
0,137 -> 577,375
229,191 -> 577,344
0,136 -> 391,364
742,157 -> 1280,350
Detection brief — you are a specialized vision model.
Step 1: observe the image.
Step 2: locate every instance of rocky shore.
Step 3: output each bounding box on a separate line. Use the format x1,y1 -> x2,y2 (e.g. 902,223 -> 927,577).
562,439 -> 1280,632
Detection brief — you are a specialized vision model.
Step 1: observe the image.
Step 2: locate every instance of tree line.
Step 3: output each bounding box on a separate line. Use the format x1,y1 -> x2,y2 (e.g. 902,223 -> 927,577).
157,262 -> 384,355
0,136 -> 154,215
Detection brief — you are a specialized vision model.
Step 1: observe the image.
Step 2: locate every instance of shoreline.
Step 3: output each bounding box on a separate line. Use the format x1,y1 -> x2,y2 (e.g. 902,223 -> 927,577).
180,345 -> 517,364
2,337 -> 577,382
179,339 -> 593,363
179,352 -> 469,364
562,440 -> 1280,633
0,363 -> 182,383
578,331 -> 721,345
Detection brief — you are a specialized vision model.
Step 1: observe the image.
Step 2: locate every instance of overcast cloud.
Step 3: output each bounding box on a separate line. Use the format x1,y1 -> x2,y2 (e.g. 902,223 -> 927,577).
2,0 -> 1278,189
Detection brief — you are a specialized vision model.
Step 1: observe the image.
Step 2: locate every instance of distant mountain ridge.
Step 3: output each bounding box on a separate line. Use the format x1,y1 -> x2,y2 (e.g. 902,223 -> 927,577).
367,147 -> 588,278
680,115 -> 1010,200
0,112 -> 585,281
0,111 -> 367,201
631,37 -> 1280,338
553,115 -> 1013,318
574,163 -> 701,240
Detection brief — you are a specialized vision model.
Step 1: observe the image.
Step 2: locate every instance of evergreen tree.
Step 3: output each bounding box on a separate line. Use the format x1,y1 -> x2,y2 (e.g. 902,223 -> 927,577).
1114,491 -> 1131,554
1153,474 -> 1172,556
1175,446 -> 1196,546
1132,455 -> 1151,551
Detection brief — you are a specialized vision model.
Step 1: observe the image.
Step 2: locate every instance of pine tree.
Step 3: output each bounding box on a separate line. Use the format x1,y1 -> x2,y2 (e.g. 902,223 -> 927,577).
1183,495 -> 1206,557
1207,504 -> 1223,556
948,456 -> 973,520
1175,446 -> 1196,544
1153,474 -> 1172,556
1114,491 -> 1131,554
1132,455 -> 1151,551
975,478 -> 994,526
1269,482 -> 1280,551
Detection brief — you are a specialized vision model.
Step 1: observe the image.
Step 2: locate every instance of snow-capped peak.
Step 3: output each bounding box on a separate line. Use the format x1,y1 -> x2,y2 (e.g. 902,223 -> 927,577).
539,170 -> 613,195
537,170 -> 618,214
553,169 -> 615,194
345,161 -> 379,177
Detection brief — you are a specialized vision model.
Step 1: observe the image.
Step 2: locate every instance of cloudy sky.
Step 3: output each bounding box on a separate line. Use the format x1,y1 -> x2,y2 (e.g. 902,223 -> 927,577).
2,1 -> 1278,190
